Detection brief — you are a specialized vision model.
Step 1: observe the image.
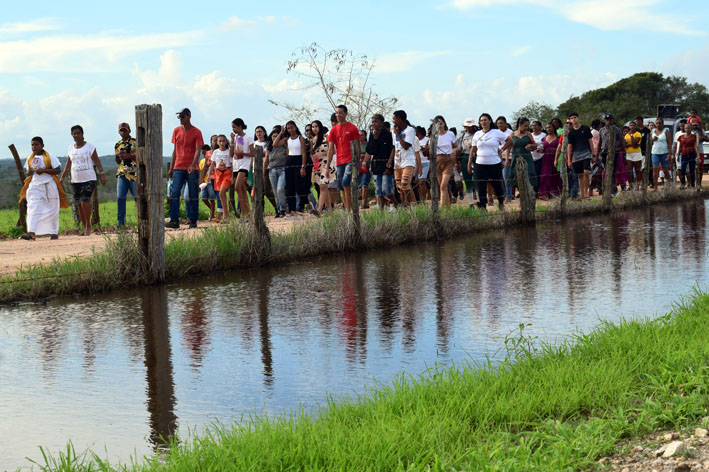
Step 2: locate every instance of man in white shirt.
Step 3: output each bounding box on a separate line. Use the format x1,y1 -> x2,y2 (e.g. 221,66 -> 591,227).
392,110 -> 419,206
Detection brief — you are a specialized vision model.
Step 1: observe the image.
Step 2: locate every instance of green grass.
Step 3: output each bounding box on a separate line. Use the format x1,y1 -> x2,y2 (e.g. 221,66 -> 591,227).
25,288 -> 709,471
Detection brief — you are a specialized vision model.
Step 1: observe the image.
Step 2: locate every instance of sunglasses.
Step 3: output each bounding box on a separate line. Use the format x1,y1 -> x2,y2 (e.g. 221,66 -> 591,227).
119,128 -> 129,132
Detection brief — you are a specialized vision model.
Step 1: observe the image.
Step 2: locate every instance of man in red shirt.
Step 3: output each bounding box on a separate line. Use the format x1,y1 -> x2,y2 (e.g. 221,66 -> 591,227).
167,108 -> 204,229
325,104 -> 360,211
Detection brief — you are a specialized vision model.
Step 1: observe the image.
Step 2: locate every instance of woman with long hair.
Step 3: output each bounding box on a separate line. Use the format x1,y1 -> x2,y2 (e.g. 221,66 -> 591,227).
538,123 -> 563,199
650,118 -> 672,190
505,117 -> 539,193
230,118 -> 254,220
284,120 -> 307,215
310,119 -> 335,213
432,115 -> 458,206
263,125 -> 288,217
253,125 -> 278,212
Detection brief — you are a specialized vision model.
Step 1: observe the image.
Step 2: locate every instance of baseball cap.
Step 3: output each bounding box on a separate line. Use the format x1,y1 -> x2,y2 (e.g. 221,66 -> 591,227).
118,122 -> 131,131
176,108 -> 191,117
463,118 -> 475,127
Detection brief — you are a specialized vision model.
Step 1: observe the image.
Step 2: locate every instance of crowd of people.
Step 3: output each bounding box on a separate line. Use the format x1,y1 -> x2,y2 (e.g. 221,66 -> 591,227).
16,106 -> 708,240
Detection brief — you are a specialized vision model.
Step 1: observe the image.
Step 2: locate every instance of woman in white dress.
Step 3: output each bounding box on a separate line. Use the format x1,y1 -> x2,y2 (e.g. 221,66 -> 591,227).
19,137 -> 68,240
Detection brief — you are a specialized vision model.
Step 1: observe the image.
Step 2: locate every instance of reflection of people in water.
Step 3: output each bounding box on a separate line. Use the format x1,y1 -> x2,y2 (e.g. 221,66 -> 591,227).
339,256 -> 368,363
181,292 -> 211,369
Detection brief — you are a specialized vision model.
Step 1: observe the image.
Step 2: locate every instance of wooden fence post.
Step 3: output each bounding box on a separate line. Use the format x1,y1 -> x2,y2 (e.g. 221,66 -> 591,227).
603,124 -> 616,211
515,155 -> 536,223
251,145 -> 271,260
429,120 -> 441,230
644,130 -> 652,199
559,124 -> 570,212
349,140 -> 361,243
9,144 -> 28,231
135,104 -> 165,283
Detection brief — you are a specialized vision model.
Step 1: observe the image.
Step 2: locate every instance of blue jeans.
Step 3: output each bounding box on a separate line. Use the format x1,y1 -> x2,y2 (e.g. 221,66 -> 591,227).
269,167 -> 286,213
374,174 -> 394,196
680,152 -> 696,187
502,164 -> 513,199
169,169 -> 199,223
358,172 -> 372,189
570,169 -> 579,198
116,175 -> 137,225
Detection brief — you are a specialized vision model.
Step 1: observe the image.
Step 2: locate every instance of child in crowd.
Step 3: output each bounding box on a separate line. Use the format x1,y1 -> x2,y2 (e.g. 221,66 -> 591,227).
589,154 -> 604,196
198,144 -> 217,221
209,135 -> 232,224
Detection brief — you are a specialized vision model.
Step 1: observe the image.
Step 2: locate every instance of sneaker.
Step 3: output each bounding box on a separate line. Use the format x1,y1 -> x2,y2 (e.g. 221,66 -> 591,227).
498,201 -> 505,211
165,221 -> 179,229
50,234 -> 59,240
20,233 -> 35,241
387,206 -> 396,212
274,212 -> 282,219
189,221 -> 197,229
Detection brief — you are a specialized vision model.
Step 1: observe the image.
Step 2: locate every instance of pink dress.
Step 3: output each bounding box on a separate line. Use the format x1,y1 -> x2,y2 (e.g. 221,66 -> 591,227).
538,137 -> 563,197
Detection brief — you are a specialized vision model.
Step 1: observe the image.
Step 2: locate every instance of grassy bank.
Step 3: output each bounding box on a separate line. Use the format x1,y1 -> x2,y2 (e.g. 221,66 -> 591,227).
0,187 -> 706,304
29,288 -> 709,470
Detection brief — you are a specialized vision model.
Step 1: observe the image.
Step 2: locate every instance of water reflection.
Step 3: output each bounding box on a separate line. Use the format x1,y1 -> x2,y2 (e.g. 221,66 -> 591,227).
4,200 -> 709,469
141,286 -> 177,448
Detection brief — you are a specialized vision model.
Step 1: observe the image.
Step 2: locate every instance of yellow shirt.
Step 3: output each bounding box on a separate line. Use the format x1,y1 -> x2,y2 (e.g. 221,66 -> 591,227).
624,132 -> 641,153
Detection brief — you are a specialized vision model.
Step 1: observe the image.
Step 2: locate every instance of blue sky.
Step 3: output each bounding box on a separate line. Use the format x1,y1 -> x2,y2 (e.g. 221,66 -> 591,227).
1,0 -> 707,156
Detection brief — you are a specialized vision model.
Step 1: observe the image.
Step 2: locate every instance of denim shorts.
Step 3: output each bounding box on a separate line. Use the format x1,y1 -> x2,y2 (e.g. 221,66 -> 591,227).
336,163 -> 352,190
374,174 -> 394,196
652,153 -> 669,169
200,180 -> 218,200
358,172 -> 372,189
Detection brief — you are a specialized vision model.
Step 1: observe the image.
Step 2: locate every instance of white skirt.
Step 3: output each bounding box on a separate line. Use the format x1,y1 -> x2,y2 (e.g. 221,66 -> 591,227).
626,151 -> 643,162
26,181 -> 60,235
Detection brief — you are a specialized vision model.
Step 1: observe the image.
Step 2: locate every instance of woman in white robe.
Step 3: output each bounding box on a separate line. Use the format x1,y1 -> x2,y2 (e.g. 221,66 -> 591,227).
20,137 -> 63,240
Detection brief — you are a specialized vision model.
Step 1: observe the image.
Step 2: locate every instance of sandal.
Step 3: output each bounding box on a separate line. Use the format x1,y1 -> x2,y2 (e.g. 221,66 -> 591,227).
20,233 -> 35,241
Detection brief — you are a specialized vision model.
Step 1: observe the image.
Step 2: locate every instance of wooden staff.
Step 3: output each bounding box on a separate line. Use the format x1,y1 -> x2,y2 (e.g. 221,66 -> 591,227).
9,144 -> 27,230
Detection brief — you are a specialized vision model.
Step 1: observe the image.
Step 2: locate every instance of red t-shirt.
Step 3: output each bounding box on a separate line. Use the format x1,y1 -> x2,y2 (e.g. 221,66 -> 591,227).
172,126 -> 204,170
327,122 -> 360,165
679,134 -> 697,156
688,115 -> 702,125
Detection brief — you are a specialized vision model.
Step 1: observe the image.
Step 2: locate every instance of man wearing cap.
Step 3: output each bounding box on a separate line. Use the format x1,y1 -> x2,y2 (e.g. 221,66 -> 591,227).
597,114 -> 626,196
167,108 -> 204,229
114,122 -> 137,227
457,118 -> 477,204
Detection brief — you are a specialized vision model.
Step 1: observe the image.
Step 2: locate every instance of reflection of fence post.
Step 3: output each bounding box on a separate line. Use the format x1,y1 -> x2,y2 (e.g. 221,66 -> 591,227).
349,140 -> 362,243
429,120 -> 442,231
515,155 -> 536,223
559,124 -> 570,212
135,104 -> 165,283
9,144 -> 27,231
90,165 -> 100,226
251,145 -> 271,261
643,130 -> 652,200
603,125 -> 616,211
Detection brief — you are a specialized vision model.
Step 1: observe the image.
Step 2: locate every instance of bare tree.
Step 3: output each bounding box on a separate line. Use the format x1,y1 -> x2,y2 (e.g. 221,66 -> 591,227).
268,42 -> 398,129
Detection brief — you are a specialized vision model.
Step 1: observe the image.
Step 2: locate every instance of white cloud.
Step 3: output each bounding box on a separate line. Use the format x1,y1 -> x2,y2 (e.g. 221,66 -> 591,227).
0,18 -> 60,34
0,31 -> 203,73
452,0 -> 703,36
261,78 -> 303,94
219,15 -> 283,31
660,43 -> 709,84
510,46 -> 531,57
375,50 -> 452,73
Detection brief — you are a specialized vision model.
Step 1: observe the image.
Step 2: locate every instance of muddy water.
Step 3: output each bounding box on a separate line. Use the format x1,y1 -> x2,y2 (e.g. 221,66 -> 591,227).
1,200 -> 707,469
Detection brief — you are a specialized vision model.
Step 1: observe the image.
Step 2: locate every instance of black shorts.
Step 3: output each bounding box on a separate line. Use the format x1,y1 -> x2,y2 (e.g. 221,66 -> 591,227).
236,169 -> 249,176
572,158 -> 591,174
72,180 -> 96,203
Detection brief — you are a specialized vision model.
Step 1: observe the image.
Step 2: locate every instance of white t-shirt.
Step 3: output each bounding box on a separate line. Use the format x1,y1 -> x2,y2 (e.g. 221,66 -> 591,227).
68,142 -> 97,183
437,130 -> 456,155
211,148 -> 231,169
531,132 -> 546,161
395,126 -> 417,168
472,129 -> 508,165
499,128 -> 512,159
26,153 -> 61,186
418,136 -> 429,164
233,133 -> 254,171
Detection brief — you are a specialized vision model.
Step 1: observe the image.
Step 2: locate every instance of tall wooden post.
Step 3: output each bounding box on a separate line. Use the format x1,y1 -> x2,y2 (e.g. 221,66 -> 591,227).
90,165 -> 100,226
9,144 -> 27,230
559,124 -> 570,212
603,124 -> 617,211
251,145 -> 271,260
429,120 -> 440,223
349,140 -> 361,243
135,104 -> 165,283
515,155 -> 536,223
644,130 -> 652,199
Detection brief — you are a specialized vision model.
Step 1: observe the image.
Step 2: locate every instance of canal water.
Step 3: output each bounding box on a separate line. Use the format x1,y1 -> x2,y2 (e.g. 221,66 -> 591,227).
2,200 -> 707,469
